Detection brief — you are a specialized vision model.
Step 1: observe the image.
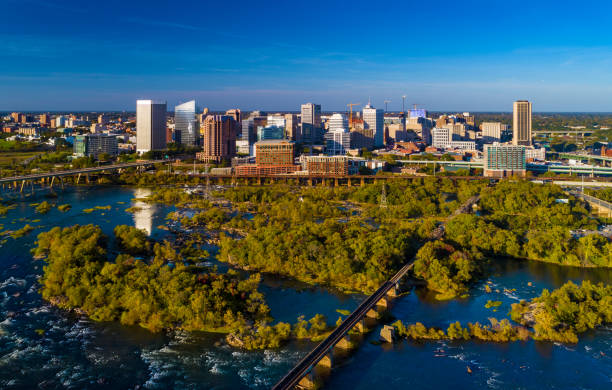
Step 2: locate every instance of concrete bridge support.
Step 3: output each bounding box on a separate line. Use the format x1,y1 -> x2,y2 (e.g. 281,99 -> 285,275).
352,318 -> 366,333
376,296 -> 390,310
379,325 -> 396,343
335,335 -> 353,350
297,371 -> 320,390
386,283 -> 400,298
317,352 -> 333,369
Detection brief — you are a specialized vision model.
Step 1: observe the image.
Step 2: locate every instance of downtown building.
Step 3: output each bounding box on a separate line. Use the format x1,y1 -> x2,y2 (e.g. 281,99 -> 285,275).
431,127 -> 476,150
136,100 -> 167,153
73,134 -> 118,159
362,103 -> 384,148
197,115 -> 237,163
174,100 -> 198,146
481,122 -> 508,143
234,140 -> 300,175
284,114 -> 299,141
483,144 -> 526,177
325,113 -> 350,155
301,103 -> 322,144
512,100 -> 532,146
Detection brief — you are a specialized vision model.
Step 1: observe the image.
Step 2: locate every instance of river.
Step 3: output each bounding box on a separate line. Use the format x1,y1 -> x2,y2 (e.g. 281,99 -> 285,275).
0,187 -> 610,389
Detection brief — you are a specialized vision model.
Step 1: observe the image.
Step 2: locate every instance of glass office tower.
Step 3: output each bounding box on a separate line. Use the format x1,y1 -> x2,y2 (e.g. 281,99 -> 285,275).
175,100 -> 197,146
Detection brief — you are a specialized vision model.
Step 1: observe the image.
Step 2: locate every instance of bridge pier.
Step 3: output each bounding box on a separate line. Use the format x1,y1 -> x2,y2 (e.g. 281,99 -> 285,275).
360,177 -> 365,187
317,352 -> 333,369
376,296 -> 390,310
379,324 -> 396,343
297,371 -> 319,390
352,318 -> 366,333
365,308 -> 379,319
386,283 -> 400,298
335,334 -> 353,350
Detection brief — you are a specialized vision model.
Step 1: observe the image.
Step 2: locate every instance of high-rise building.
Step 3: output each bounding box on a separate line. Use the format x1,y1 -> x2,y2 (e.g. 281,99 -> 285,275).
362,103 -> 384,147
285,114 -> 299,141
255,140 -> 295,167
98,114 -> 109,125
328,113 -> 348,132
225,108 -> 241,123
484,144 -> 526,177
481,122 -> 508,143
39,114 -> 50,127
513,100 -> 532,146
73,134 -> 118,159
301,103 -> 321,144
54,115 -> 65,128
350,128 -> 374,150
175,100 -> 198,146
257,125 -> 284,141
136,100 -> 167,153
325,129 -> 350,156
267,114 -> 286,128
198,115 -> 236,162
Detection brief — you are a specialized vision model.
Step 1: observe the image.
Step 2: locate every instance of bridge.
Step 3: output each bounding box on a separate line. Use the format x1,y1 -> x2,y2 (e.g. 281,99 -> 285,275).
272,195 -> 480,390
572,191 -> 612,217
533,129 -> 595,136
0,160 -> 167,193
555,152 -> 612,166
398,159 -> 612,177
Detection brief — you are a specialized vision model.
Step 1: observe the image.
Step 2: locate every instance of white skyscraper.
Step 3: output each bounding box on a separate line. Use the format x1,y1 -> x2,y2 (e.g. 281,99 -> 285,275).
362,103 -> 384,147
137,100 -> 167,153
328,113 -> 348,132
325,113 -> 350,155
174,100 -> 197,146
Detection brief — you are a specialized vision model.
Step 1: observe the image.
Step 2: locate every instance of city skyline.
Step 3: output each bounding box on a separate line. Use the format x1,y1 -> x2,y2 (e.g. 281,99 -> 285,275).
4,0 -> 612,111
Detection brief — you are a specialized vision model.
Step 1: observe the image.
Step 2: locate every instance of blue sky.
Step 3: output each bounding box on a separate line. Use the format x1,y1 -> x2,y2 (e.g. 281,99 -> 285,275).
2,0 -> 612,112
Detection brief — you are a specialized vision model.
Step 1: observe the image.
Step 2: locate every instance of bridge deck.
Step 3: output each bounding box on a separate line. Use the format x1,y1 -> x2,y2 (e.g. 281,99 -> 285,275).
0,160 -> 167,184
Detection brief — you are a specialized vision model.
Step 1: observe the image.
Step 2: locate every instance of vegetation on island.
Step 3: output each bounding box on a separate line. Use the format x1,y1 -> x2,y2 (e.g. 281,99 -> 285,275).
57,204 -> 71,212
35,224 -> 271,333
113,225 -> 151,256
0,203 -> 16,216
34,223 -> 335,349
11,224 -> 35,238
510,280 -> 611,343
412,240 -> 482,300
35,201 -> 53,214
393,280 -> 611,344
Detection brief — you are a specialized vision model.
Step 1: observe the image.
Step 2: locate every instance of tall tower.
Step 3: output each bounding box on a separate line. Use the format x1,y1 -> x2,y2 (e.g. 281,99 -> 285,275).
175,100 -> 197,146
512,100 -> 532,146
200,115 -> 236,162
300,103 -> 321,144
136,100 -> 167,153
363,103 -> 384,148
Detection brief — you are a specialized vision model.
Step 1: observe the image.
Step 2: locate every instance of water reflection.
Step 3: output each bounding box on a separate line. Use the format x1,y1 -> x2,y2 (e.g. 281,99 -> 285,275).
132,188 -> 155,235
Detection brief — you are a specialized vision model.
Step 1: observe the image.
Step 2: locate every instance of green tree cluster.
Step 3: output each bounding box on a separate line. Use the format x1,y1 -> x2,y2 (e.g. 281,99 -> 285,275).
412,240 -> 482,300
113,225 -> 151,256
35,224 -> 271,333
510,280 -> 612,343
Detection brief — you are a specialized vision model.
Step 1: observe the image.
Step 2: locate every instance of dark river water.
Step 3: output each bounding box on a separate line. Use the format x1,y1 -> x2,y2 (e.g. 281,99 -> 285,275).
0,187 -> 610,389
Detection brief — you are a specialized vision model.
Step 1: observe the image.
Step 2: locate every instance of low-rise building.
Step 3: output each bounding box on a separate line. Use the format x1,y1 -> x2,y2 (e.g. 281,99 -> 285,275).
301,155 -> 349,175
73,134 -> 118,159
